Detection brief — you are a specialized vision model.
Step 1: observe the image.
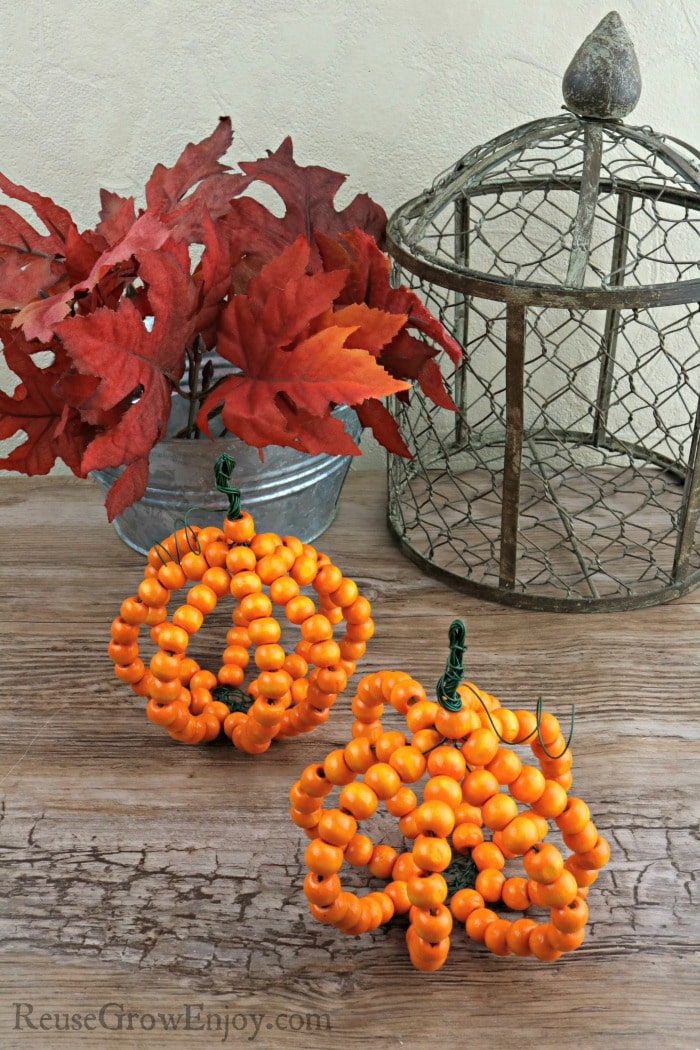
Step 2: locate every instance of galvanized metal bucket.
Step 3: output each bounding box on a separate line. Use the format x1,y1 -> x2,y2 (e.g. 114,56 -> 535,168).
92,405 -> 361,555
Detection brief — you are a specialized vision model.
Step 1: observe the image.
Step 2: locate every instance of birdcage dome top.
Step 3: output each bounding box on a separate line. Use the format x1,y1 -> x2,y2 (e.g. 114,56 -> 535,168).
387,14 -> 700,308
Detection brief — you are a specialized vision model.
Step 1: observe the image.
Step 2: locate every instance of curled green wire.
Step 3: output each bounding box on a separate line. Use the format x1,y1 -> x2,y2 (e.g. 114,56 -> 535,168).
459,679 -> 575,759
172,511 -> 203,557
534,696 -> 575,760
433,620 -> 575,757
151,538 -> 174,566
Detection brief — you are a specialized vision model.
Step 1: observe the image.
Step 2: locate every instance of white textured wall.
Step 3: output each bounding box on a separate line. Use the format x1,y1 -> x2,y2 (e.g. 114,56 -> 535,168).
0,0 -> 698,472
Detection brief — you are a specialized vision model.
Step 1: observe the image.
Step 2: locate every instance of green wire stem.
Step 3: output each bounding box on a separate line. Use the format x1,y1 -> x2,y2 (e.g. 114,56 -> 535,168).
434,623 -> 575,757
436,619 -> 467,712
156,456 -> 241,567
214,453 -> 242,521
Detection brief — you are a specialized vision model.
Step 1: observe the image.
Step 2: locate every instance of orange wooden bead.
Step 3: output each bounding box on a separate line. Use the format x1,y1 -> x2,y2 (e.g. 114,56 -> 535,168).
222,511 -> 255,543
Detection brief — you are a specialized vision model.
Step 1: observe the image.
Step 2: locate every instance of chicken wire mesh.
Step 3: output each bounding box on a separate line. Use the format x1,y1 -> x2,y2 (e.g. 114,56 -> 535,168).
386,28 -> 700,611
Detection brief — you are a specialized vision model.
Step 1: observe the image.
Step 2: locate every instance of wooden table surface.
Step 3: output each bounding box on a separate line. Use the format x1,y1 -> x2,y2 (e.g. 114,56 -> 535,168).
1,472 -> 699,1050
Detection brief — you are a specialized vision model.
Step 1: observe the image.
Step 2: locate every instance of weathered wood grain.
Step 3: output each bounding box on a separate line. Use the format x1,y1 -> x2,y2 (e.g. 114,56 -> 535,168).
1,473 -> 699,1050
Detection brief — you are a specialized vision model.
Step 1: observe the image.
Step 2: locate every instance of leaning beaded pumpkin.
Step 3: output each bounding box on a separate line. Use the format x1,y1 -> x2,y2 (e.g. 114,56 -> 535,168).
293,622 -> 609,969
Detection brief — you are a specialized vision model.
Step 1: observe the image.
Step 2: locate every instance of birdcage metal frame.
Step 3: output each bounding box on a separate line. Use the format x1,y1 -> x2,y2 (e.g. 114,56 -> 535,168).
386,54 -> 700,612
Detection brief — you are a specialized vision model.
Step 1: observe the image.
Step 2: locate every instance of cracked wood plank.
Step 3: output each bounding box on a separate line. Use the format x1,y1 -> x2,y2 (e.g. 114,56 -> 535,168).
1,473 -> 699,1050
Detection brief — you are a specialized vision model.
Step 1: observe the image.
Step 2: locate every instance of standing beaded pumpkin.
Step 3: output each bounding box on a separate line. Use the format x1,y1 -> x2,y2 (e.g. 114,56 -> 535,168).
108,455 -> 375,752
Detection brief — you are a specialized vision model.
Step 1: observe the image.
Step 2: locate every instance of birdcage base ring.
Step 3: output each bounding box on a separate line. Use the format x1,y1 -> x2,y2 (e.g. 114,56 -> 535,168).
387,431 -> 700,612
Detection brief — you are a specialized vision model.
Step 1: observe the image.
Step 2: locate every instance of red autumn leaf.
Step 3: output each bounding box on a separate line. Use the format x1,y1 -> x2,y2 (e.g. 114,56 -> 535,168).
317,228 -> 462,415
223,137 -> 387,288
63,223 -> 102,284
214,236 -> 349,368
144,116 -> 251,243
196,237 -> 408,453
96,189 -> 138,246
198,327 -> 406,454
0,174 -> 148,316
0,171 -> 76,248
190,211 -> 236,349
0,253 -> 61,311
0,201 -> 64,265
316,228 -> 386,307
0,171 -> 102,309
0,336 -> 94,475
354,398 -> 412,458
326,304 -> 456,410
16,212 -> 172,343
104,457 -> 150,522
413,354 -> 458,411
374,328 -> 458,411
54,251 -> 198,499
145,117 -> 234,213
264,401 -> 364,457
0,189 -> 73,309
318,303 -> 413,355
320,229 -> 463,361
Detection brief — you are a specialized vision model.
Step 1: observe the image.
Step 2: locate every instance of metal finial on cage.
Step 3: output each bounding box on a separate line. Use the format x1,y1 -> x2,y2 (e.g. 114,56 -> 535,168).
562,11 -> 642,120
386,16 -> 700,612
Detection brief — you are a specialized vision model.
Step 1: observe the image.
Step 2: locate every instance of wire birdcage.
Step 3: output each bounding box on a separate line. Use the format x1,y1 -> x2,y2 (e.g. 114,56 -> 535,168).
386,12 -> 700,611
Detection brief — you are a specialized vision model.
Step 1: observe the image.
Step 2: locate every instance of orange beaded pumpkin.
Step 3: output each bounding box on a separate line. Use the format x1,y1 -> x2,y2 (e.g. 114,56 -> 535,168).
293,621 -> 609,969
107,457 -> 374,754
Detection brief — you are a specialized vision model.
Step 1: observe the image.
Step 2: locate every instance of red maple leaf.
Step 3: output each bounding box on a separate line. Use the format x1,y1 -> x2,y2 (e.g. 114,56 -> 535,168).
316,228 -> 463,441
16,212 -> 172,343
196,237 -> 408,453
0,334 -> 95,475
315,302 -> 411,355
222,137 -> 387,290
0,171 -> 139,317
0,174 -> 78,308
145,117 -> 234,214
53,250 -> 198,515
102,456 -> 151,523
261,401 -> 364,457
0,253 -> 62,311
144,117 -> 251,243
0,172 -> 76,247
319,228 -> 462,362
190,211 -> 236,350
95,189 -> 138,247
62,223 -> 103,284
353,397 -> 412,458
